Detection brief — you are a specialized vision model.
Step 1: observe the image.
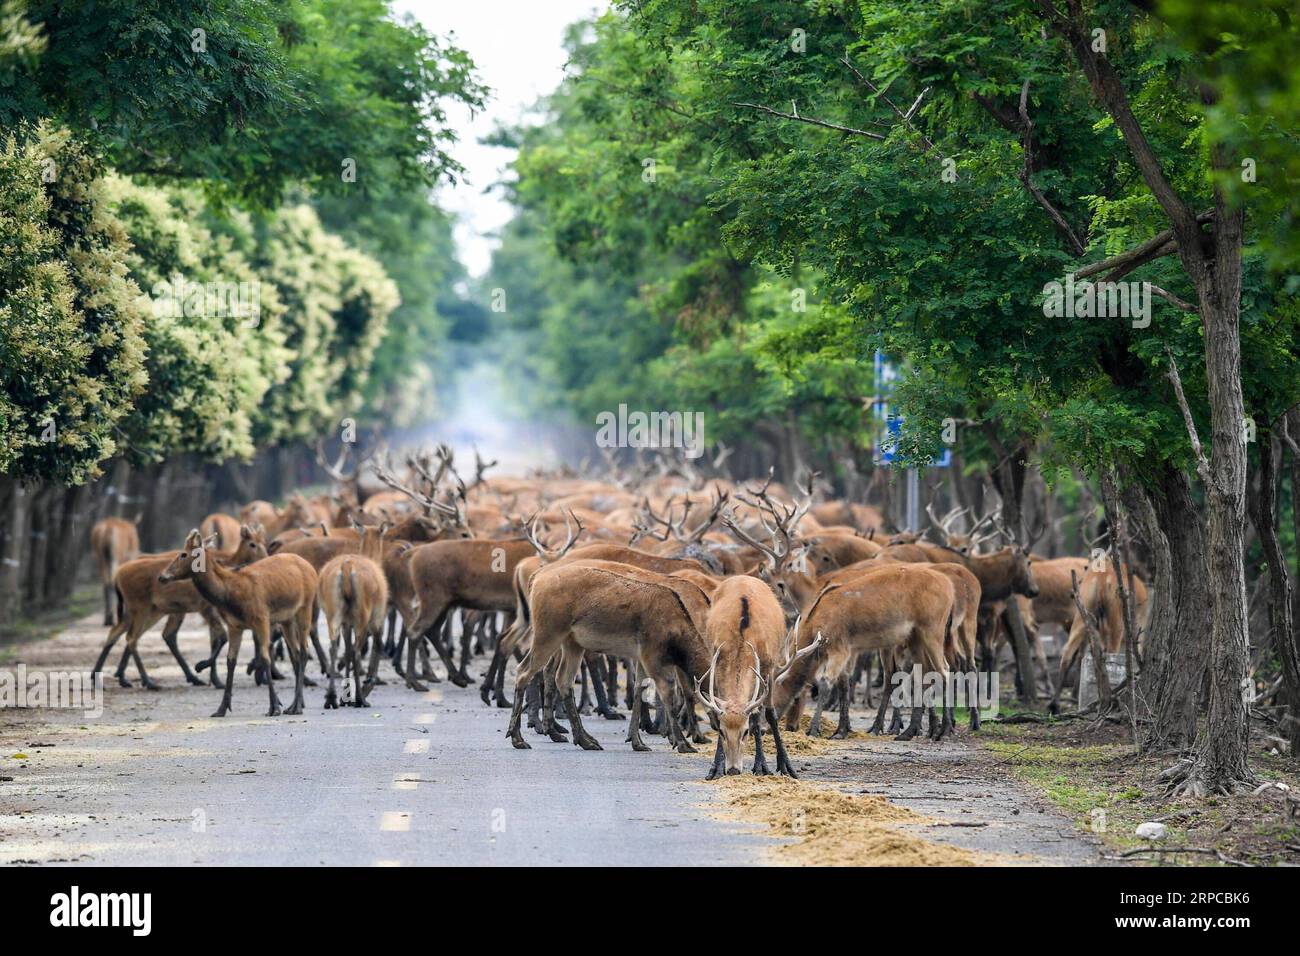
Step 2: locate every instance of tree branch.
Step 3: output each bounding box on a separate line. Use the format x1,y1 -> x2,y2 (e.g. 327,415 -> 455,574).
1034,0 -> 1201,245
1075,211 -> 1215,281
1016,79 -> 1087,256
733,102 -> 886,140
1166,348 -> 1213,487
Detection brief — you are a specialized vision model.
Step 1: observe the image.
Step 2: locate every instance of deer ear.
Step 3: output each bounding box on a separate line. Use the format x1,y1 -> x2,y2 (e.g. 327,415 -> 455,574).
240,524 -> 253,540
185,529 -> 203,548
202,533 -> 220,550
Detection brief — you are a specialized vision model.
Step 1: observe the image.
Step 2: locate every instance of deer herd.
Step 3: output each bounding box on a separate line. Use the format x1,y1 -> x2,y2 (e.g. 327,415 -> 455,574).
86,442 -> 1150,779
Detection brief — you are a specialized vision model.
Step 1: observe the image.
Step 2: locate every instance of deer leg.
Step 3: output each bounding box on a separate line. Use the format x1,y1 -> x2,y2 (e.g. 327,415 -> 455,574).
348,626 -> 370,707
390,626 -> 406,676
540,664 -> 569,742
766,707 -> 798,778
751,711 -> 772,774
896,704 -> 924,741
92,615 -> 130,680
324,623 -> 340,710
605,654 -> 619,705
283,624 -> 307,716
561,689 -> 601,751
211,627 -> 243,718
506,653 -> 546,750
204,627 -> 228,688
254,623 -> 283,717
868,663 -> 892,735
160,614 -> 203,686
113,644 -> 134,686
481,643 -> 504,705
587,655 -> 623,719
807,680 -> 831,737
102,581 -> 115,626
625,666 -> 651,752
361,626 -> 384,705
705,735 -> 726,780
578,661 -> 593,715
404,627 -> 429,693
456,616 -> 474,683
649,670 -> 694,754
494,643 -> 511,706
831,673 -> 852,739
129,647 -> 160,691
426,612 -> 467,687
384,607 -> 397,656
308,601 -> 333,679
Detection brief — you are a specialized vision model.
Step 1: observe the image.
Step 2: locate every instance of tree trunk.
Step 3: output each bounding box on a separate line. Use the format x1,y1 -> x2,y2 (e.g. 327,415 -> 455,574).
1135,466 -> 1210,753
0,479 -> 30,622
1179,196 -> 1252,793
1247,431 -> 1300,757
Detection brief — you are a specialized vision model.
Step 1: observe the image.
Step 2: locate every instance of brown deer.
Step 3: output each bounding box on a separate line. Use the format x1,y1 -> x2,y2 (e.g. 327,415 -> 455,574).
1048,556 -> 1150,714
318,522 -> 390,708
159,530 -> 317,717
199,513 -> 241,552
772,564 -> 958,741
696,575 -> 797,778
91,526 -> 268,689
90,516 -> 140,625
505,560 -> 713,753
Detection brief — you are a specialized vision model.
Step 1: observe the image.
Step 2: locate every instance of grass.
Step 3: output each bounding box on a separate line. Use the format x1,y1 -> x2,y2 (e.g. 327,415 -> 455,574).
977,710 -> 1300,864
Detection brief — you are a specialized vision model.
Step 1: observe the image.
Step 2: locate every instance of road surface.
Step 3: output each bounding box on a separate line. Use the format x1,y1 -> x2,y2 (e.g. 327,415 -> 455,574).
0,612 -> 1102,866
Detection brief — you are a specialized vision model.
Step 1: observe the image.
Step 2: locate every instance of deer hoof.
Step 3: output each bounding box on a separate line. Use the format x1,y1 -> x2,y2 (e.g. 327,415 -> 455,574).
577,737 -> 603,751
511,737 -> 532,750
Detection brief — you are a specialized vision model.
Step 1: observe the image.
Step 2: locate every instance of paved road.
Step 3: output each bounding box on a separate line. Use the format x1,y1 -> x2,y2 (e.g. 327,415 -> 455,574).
1,612 -> 1102,866
0,614 -> 773,865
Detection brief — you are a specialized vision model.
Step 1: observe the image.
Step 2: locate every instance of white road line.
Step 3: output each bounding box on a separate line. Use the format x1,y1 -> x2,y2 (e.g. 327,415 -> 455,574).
413,713 -> 435,725
379,812 -> 411,832
403,739 -> 429,754
423,689 -> 443,702
373,859 -> 403,867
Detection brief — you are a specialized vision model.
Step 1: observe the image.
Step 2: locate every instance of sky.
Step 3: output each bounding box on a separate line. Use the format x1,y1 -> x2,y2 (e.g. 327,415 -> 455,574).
394,0 -> 608,277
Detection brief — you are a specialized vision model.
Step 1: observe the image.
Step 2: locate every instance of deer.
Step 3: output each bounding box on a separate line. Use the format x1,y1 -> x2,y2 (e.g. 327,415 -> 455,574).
1048,554 -> 1151,715
90,516 -> 140,625
860,554 -> 984,733
318,522 -> 391,708
199,513 -> 241,551
696,575 -> 797,778
91,525 -> 268,690
772,563 -> 958,741
505,559 -> 714,753
159,529 -> 318,717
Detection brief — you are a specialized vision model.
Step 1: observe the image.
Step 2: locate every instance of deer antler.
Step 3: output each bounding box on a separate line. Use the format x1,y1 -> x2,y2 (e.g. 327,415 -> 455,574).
373,456 -> 458,517
694,645 -> 727,713
721,508 -> 784,569
775,628 -> 828,685
471,446 -> 498,489
525,509 -> 584,563
687,486 -> 730,542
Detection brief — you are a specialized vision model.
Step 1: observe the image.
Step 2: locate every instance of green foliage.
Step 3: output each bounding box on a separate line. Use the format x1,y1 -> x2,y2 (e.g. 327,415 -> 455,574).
0,123 -> 146,483
104,174 -> 292,463
1,0 -> 486,207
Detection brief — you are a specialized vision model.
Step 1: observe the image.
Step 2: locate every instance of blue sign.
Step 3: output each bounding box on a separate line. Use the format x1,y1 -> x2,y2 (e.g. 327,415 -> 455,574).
872,351 -> 951,468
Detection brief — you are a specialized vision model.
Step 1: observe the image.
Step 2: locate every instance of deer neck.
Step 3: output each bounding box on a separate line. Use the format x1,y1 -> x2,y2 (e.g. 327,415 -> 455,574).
191,560 -> 241,617
970,550 -> 1014,601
